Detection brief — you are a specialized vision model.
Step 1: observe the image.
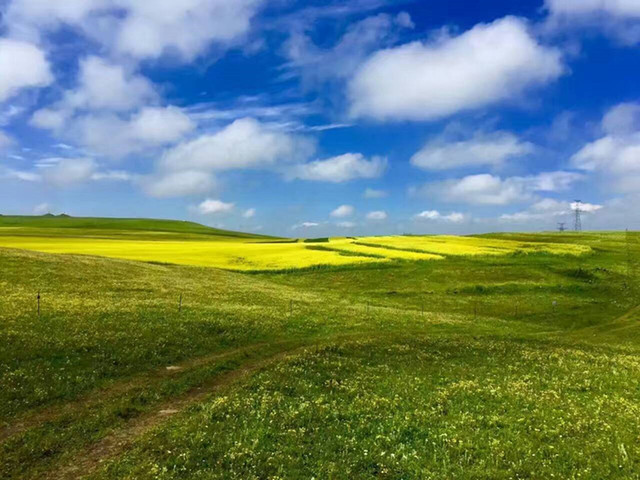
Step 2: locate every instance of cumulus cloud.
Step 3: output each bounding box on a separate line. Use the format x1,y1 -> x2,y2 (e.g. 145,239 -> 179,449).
0,38 -> 52,102
161,117 -> 313,172
545,0 -> 640,45
195,198 -> 235,215
292,221 -> 320,230
29,57 -> 193,158
31,57 -> 157,127
289,153 -> 387,183
571,102 -> 640,192
243,208 -> 256,218
411,131 -> 534,171
142,170 -> 215,198
363,188 -> 387,199
546,0 -> 640,17
283,12 -> 413,85
0,166 -> 41,182
70,56 -> 156,112
414,210 -> 465,223
7,0 -> 264,62
366,210 -> 387,221
330,204 -> 355,218
336,221 -> 356,228
500,198 -> 603,223
349,16 -> 564,121
42,158 -> 96,187
34,106 -> 194,158
419,171 -> 582,206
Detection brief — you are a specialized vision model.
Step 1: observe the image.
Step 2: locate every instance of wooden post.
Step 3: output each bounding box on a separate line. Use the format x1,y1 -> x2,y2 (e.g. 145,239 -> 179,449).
289,299 -> 293,316
37,291 -> 40,317
178,293 -> 182,313
474,302 -> 477,320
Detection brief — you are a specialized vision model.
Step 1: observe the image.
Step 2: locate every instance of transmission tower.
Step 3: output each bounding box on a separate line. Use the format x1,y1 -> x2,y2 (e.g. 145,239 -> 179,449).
557,222 -> 566,232
573,200 -> 582,232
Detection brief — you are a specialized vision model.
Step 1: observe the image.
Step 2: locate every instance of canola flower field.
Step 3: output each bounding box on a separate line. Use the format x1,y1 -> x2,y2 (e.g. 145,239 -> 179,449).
1,216 -> 639,479
0,218 -> 590,272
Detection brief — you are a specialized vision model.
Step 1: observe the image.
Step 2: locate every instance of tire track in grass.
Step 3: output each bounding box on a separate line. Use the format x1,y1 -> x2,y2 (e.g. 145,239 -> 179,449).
42,343 -> 320,480
0,342 -> 272,444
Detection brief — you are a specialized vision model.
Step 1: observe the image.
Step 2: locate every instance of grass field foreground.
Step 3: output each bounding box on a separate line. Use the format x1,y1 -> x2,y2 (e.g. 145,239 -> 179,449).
1,219 -> 639,479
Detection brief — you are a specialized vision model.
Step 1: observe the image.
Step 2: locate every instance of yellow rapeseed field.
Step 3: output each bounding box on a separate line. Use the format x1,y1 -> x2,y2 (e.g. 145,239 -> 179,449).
0,232 -> 589,271
356,235 -> 591,256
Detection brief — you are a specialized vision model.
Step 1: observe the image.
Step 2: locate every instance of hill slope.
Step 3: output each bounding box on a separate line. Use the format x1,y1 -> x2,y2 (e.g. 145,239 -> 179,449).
0,215 -> 276,240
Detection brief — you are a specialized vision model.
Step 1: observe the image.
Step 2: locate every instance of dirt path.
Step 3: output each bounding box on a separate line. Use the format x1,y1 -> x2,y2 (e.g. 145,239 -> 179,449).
0,342 -> 271,444
41,344 -> 313,480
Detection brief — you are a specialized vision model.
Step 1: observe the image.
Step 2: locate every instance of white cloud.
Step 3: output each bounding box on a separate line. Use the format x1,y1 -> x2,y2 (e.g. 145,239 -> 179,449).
284,12 -> 413,85
545,0 -> 640,44
195,198 -> 235,215
336,221 -> 356,228
0,167 -> 41,182
546,0 -> 640,17
161,117 -> 313,172
571,102 -> 640,192
34,106 -> 194,158
500,198 -> 603,223
411,131 -> 534,171
414,210 -> 465,223
114,0 -> 262,60
43,158 -> 96,187
349,16 -> 564,121
68,56 -> 157,112
7,0 -> 263,62
91,170 -> 133,182
289,153 -> 387,183
0,131 -> 12,149
363,188 -> 387,198
31,57 -> 157,128
571,201 -> 603,213
243,208 -> 256,218
53,143 -> 74,150
142,170 -> 214,198
129,106 -> 194,143
366,210 -> 387,221
330,204 -> 355,218
0,38 -> 52,102
32,202 -> 51,215
292,221 -> 320,230
31,108 -> 69,130
421,171 -> 582,206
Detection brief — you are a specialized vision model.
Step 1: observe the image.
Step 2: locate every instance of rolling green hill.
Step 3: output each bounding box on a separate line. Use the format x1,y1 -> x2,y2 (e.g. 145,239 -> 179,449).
1,224 -> 639,479
0,214 -> 277,240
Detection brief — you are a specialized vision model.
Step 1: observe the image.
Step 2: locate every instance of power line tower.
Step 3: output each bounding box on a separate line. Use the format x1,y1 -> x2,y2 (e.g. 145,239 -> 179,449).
573,200 -> 582,232
557,222 -> 566,232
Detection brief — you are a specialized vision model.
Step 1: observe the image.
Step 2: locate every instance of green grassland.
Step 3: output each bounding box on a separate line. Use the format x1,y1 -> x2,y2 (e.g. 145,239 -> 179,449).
1,217 -> 639,479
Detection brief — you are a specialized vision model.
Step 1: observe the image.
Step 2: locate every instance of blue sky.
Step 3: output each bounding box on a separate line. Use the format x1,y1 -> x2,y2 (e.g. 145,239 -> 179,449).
1,0 -> 640,236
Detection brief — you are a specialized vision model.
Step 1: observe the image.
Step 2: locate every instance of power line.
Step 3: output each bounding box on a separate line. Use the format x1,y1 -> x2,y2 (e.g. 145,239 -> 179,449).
573,200 -> 582,232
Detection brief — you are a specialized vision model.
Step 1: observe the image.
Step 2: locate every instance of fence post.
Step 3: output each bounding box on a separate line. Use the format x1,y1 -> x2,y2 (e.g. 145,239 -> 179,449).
289,299 -> 293,316
37,291 -> 40,317
178,293 -> 182,313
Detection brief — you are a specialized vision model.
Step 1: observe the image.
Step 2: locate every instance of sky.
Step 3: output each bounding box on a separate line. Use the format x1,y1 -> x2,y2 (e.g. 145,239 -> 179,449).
1,0 -> 640,237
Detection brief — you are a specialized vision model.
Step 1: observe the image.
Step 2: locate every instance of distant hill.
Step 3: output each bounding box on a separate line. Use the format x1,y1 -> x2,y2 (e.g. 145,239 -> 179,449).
0,215 -> 277,240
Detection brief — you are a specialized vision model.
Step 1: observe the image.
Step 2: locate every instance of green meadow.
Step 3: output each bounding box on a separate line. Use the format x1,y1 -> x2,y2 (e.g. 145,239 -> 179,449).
1,216 -> 639,479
